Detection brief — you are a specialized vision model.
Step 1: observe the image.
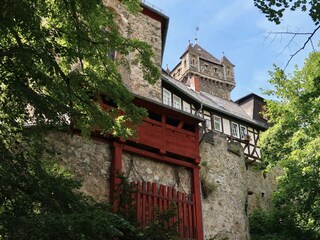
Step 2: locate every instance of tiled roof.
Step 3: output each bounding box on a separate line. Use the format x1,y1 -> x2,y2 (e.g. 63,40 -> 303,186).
221,55 -> 234,66
162,74 -> 268,129
182,44 -> 221,64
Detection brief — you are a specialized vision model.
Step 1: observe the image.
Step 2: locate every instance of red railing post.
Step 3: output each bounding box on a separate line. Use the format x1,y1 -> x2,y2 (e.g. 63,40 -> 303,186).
193,166 -> 204,240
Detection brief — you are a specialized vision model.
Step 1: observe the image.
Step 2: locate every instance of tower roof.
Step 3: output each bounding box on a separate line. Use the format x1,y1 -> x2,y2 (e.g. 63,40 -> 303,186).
181,44 -> 220,64
220,55 -> 235,66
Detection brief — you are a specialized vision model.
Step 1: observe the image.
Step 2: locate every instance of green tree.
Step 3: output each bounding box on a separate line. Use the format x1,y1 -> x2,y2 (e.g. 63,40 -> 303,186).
254,0 -> 320,69
250,52 -> 320,239
0,0 -> 163,238
253,0 -> 320,25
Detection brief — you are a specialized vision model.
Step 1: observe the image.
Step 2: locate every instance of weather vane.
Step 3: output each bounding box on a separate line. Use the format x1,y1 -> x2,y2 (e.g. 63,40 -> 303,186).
195,26 -> 199,44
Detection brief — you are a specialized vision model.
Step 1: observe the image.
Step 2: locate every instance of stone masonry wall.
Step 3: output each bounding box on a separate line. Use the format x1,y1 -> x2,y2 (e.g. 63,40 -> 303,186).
122,152 -> 192,194
246,166 -> 282,214
200,132 -> 250,240
46,132 -> 192,203
200,78 -> 231,100
46,130 -> 280,240
200,131 -> 280,240
46,132 -> 112,202
102,0 -> 163,102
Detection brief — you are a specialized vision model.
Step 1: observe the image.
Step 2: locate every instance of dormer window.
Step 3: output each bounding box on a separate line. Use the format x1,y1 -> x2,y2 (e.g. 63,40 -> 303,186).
190,58 -> 195,66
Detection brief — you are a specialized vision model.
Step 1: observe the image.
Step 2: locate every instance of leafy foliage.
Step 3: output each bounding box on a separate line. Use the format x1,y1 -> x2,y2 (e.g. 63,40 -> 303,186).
250,208 -> 317,240
0,132 -> 135,239
252,52 -> 320,239
253,0 -> 320,25
0,0 -> 164,238
0,0 -> 160,138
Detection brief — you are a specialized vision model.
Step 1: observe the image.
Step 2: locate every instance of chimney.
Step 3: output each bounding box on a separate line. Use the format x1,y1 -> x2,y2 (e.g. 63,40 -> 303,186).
190,75 -> 201,93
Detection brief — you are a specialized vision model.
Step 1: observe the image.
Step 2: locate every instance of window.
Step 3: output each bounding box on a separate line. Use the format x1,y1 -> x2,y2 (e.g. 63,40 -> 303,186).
213,115 -> 222,132
183,101 -> 191,113
240,125 -> 248,140
191,106 -> 196,115
231,122 -> 239,138
163,88 -> 171,106
173,94 -> 181,110
183,60 -> 187,67
204,115 -> 211,130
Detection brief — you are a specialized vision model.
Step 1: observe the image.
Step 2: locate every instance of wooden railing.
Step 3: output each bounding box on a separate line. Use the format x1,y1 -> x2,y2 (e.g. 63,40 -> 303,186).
132,181 -> 197,239
136,118 -> 199,162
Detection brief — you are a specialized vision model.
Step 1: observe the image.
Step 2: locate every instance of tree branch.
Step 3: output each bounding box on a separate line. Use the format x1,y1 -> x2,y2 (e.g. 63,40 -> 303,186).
284,25 -> 320,70
263,26 -> 320,70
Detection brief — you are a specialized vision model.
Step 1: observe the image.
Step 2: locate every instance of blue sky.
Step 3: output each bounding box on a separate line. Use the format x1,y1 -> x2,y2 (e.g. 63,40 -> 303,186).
145,0 -> 319,100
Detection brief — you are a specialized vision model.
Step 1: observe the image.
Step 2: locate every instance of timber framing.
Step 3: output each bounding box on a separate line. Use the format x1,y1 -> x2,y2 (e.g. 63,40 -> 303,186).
99,96 -> 204,240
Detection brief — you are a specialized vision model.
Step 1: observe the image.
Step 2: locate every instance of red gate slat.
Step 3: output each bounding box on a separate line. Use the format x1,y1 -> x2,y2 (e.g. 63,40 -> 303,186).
163,186 -> 167,211
182,193 -> 188,238
131,181 -> 196,240
142,182 -> 146,227
167,186 -> 172,226
177,192 -> 183,236
137,181 -> 141,223
152,182 -> 157,219
188,195 -> 194,238
147,182 -> 152,224
159,185 -> 164,212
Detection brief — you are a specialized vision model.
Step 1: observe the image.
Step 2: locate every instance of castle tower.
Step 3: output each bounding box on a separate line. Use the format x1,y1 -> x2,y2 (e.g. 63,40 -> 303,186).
170,44 -> 235,100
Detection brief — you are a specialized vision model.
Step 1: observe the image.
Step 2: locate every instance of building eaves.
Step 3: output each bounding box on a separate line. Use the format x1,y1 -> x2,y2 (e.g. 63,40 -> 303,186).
162,74 -> 268,129
235,93 -> 265,104
132,92 -> 204,122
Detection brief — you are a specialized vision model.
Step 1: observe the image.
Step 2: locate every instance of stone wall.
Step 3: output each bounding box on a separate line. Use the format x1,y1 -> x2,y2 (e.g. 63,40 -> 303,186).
46,130 -> 280,240
200,132 -> 280,240
46,132 -> 192,203
122,152 -> 192,194
199,61 -> 223,80
246,166 -> 282,214
200,132 -> 250,240
102,0 -> 163,102
46,132 -> 112,202
200,78 -> 231,100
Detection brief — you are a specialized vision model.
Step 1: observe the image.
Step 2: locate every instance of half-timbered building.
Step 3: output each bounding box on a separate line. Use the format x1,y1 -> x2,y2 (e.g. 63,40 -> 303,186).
163,51 -> 268,164
47,1 -> 279,239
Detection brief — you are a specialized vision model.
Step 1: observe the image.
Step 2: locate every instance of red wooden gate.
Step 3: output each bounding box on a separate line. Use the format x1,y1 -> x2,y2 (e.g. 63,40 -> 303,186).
132,181 -> 197,239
